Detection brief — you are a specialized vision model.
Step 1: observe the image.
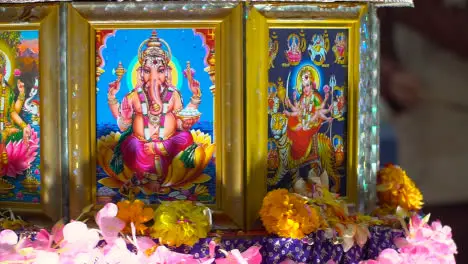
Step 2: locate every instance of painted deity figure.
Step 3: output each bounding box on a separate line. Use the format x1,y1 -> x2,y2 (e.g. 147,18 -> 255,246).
332,33 -> 347,64
288,36 -> 300,54
284,70 -> 331,131
0,53 -> 30,170
107,31 -> 201,192
283,69 -> 331,161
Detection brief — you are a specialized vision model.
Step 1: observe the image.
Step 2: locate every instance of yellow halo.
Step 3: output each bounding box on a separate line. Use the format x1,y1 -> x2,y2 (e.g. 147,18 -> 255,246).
0,40 -> 16,84
295,65 -> 320,95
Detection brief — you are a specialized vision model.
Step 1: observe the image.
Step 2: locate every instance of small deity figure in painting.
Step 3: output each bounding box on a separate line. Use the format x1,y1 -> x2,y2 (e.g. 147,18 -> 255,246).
283,70 -> 332,131
268,84 -> 280,115
332,32 -> 347,65
308,31 -> 329,66
333,135 -> 345,168
267,140 -> 279,170
0,53 -> 31,173
106,31 -> 211,194
268,35 -> 279,69
23,78 -> 40,126
333,91 -> 346,119
285,34 -> 304,66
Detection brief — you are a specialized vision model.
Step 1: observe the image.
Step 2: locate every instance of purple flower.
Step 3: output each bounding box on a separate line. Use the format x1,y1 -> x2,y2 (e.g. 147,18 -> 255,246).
16,192 -> 24,200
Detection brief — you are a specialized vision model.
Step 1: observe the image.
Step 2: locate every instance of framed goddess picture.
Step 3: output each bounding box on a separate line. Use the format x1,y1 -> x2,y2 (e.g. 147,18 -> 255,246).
68,2 -> 243,229
0,4 -> 62,222
246,4 -> 367,228
0,30 -> 40,203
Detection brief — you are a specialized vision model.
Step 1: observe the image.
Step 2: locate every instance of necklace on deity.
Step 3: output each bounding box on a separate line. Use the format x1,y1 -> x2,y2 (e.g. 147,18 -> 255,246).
0,81 -> 7,131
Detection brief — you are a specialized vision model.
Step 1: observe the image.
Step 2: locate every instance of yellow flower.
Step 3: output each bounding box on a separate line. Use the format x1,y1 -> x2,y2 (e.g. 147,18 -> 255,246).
259,189 -> 320,239
377,164 -> 423,211
151,201 -> 211,247
117,199 -> 154,235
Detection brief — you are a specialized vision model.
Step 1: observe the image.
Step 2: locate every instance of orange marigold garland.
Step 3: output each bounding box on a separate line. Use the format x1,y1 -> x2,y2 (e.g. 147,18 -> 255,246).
116,199 -> 154,235
377,164 -> 423,211
259,189 -> 320,239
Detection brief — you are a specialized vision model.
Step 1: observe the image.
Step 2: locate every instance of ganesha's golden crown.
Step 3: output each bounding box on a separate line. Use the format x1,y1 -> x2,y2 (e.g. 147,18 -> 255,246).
138,30 -> 172,66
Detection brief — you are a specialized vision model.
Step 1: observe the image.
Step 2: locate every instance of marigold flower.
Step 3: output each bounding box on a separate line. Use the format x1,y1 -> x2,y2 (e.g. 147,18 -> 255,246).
377,164 -> 423,211
151,201 -> 211,247
259,189 -> 320,239
116,199 -> 153,235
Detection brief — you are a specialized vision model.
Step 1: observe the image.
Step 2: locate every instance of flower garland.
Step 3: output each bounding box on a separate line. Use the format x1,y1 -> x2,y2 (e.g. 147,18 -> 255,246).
151,201 -> 211,247
0,203 -> 262,264
0,164 -> 457,263
259,189 -> 320,239
260,165 -> 434,254
359,214 -> 457,264
116,199 -> 154,235
376,164 -> 424,212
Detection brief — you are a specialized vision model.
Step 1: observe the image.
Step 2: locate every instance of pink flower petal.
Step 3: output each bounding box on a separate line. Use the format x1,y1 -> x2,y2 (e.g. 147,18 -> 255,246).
0,230 -> 18,245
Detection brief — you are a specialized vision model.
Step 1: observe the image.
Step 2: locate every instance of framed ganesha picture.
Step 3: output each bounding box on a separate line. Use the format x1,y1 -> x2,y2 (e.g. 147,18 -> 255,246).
0,4 -> 62,222
68,2 -> 244,229
246,4 -> 367,229
95,29 -> 218,204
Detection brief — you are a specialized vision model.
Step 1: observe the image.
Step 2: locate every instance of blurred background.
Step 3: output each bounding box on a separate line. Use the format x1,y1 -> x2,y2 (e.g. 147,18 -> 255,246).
378,0 -> 468,261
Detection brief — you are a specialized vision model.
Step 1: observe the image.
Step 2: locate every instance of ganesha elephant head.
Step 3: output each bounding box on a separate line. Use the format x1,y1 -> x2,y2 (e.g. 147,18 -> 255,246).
137,30 -> 174,116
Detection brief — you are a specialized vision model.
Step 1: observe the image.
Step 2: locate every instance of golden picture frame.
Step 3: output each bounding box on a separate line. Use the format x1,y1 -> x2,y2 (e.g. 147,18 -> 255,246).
245,3 -> 367,229
0,4 -> 62,224
67,2 -> 244,229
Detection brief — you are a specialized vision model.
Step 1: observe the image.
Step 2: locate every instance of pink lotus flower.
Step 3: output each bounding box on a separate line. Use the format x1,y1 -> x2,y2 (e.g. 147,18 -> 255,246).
0,229 -> 31,262
14,69 -> 21,77
16,191 -> 24,200
95,203 -> 125,246
126,222 -> 214,264
3,128 -> 39,177
280,259 -> 335,264
60,221 -> 100,256
215,245 -> 262,264
360,215 -> 457,264
34,250 -> 60,264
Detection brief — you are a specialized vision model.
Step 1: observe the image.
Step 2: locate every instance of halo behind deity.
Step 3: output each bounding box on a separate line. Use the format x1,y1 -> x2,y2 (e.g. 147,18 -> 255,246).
287,33 -> 300,47
0,49 -> 13,83
333,135 -> 343,148
295,65 -> 320,95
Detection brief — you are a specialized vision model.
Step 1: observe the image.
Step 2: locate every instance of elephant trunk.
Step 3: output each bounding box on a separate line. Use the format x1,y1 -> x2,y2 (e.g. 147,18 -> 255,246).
148,79 -> 163,115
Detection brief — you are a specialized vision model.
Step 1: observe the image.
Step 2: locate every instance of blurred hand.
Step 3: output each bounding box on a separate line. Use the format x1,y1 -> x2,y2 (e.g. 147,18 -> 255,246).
388,69 -> 421,112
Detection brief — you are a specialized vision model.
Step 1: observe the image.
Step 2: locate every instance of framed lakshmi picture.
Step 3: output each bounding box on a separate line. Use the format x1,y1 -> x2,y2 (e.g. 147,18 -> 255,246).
0,4 -> 62,222
68,2 -> 244,229
246,4 -> 377,229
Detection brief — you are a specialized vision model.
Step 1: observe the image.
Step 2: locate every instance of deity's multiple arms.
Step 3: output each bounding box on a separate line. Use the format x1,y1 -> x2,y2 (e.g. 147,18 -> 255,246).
14,80 -> 25,113
9,80 -> 30,143
107,80 -> 133,132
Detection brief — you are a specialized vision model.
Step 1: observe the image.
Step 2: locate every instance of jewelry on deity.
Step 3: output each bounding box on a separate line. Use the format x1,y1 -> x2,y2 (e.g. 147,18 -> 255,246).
117,117 -> 131,130
152,103 -> 160,112
149,142 -> 156,155
108,96 -> 118,105
190,96 -> 201,105
1,152 -> 7,165
17,93 -> 25,101
19,122 -> 27,129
